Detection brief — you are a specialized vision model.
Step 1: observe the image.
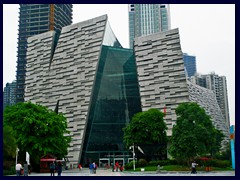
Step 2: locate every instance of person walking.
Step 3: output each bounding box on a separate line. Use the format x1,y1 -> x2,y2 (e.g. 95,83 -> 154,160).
119,164 -> 124,172
57,161 -> 63,176
191,161 -> 198,174
115,161 -> 119,172
28,163 -> 32,175
89,163 -> 94,174
16,162 -> 22,176
93,162 -> 98,174
49,161 -> 56,176
78,164 -> 82,171
111,163 -> 114,172
23,161 -> 29,176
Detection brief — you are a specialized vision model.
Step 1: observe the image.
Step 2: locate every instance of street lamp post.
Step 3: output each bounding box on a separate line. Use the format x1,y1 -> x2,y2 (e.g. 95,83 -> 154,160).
16,148 -> 19,165
133,144 -> 135,171
129,144 -> 136,171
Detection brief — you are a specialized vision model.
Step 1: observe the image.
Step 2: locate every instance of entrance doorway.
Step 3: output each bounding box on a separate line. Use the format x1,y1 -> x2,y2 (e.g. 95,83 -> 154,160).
99,158 -> 110,168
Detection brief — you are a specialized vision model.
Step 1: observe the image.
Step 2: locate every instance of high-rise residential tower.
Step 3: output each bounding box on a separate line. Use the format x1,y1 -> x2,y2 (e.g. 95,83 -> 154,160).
3,81 -> 17,110
189,73 -> 230,133
183,53 -> 197,77
128,4 -> 171,49
16,4 -> 73,103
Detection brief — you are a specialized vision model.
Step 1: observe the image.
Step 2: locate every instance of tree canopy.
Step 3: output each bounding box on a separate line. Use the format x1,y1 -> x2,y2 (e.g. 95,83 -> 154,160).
3,124 -> 17,159
3,102 -> 71,161
169,102 -> 224,164
123,108 -> 168,160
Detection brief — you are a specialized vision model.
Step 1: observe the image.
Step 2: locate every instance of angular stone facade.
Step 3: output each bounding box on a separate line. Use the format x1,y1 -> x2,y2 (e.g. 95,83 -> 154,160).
134,29 -> 228,147
134,28 -> 190,135
25,15 -> 109,164
187,81 -> 229,148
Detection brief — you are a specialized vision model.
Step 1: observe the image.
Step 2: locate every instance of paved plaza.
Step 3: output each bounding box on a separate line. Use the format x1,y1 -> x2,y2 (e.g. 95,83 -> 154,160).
17,168 -> 235,176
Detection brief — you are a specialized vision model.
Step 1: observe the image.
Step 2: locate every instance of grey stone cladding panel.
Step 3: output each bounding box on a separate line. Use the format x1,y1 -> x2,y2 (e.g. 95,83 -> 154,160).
187,81 -> 230,149
25,15 -> 108,164
134,29 -> 190,136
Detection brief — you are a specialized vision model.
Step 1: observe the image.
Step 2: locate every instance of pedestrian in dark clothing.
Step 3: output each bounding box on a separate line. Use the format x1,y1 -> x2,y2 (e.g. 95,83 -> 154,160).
23,161 -> 29,176
93,162 -> 98,174
49,161 -> 55,176
28,164 -> 32,174
57,161 -> 63,176
111,163 -> 114,172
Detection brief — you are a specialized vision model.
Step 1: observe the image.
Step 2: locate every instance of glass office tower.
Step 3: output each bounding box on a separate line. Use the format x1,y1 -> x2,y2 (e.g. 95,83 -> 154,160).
183,53 -> 197,77
16,4 -> 73,102
129,4 -> 171,49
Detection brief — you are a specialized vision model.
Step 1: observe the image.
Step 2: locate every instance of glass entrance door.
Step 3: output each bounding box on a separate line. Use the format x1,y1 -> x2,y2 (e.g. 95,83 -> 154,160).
99,158 -> 110,168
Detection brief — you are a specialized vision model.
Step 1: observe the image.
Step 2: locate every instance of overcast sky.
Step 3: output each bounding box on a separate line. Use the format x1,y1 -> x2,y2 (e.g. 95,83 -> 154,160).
3,4 -> 235,125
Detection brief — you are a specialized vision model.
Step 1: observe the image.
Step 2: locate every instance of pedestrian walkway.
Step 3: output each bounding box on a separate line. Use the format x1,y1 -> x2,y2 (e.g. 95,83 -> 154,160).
26,168 -> 122,176
8,168 -> 235,176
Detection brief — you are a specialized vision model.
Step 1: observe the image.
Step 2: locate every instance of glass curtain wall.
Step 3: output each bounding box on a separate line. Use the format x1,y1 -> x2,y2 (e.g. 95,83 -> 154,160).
81,45 -> 141,166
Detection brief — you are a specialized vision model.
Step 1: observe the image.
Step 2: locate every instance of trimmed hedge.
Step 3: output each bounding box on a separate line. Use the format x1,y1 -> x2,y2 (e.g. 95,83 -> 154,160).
196,158 -> 231,168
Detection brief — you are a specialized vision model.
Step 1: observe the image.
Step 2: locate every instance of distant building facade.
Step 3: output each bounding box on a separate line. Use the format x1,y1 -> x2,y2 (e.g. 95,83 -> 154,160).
16,4 -> 73,103
3,81 -> 17,110
183,53 -> 196,77
129,4 -> 171,49
189,73 -> 230,133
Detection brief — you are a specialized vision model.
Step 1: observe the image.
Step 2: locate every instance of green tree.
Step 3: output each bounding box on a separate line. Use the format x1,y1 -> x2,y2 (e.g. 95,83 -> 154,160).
214,142 -> 231,160
3,124 -> 17,159
210,128 -> 225,156
3,102 -> 71,163
169,102 -> 224,165
123,108 -> 168,160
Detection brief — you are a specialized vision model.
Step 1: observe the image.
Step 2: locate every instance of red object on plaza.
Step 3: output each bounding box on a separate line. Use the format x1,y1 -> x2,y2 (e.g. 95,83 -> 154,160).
40,154 -> 57,173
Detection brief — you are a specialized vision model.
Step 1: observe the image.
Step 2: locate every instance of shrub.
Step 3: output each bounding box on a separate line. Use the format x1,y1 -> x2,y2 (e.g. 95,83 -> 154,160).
124,161 -> 135,170
148,160 -> 160,166
3,166 -> 16,176
208,159 -> 231,168
3,160 -> 15,170
138,159 -> 148,167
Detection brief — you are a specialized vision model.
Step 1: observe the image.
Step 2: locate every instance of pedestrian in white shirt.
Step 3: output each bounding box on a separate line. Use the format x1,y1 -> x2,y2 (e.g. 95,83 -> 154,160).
16,162 -> 22,176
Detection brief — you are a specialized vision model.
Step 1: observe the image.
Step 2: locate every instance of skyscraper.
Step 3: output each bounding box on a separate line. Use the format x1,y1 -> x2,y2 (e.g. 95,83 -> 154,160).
3,81 -> 17,110
128,4 -> 171,49
183,53 -> 197,77
16,4 -> 73,103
